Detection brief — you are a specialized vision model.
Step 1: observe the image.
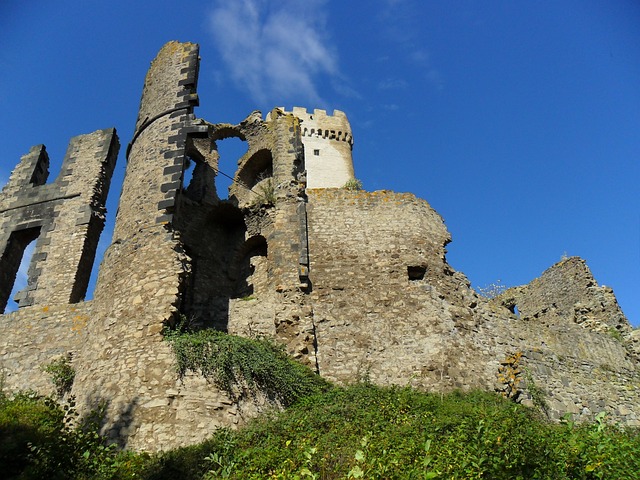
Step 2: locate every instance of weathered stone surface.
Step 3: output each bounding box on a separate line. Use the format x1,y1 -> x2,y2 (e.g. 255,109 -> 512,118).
0,129 -> 118,311
0,41 -> 637,452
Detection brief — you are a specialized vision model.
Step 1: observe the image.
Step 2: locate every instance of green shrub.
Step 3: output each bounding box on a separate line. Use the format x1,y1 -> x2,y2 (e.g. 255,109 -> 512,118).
256,177 -> 275,205
3,383 -> 639,479
0,392 -> 138,479
42,354 -> 75,398
0,392 -> 65,478
249,173 -> 275,206
164,328 -> 329,406
188,385 -> 640,479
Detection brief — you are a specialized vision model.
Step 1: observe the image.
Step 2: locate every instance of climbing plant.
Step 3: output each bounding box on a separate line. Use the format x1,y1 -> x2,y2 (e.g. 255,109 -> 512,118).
42,354 -> 75,398
164,325 -> 328,406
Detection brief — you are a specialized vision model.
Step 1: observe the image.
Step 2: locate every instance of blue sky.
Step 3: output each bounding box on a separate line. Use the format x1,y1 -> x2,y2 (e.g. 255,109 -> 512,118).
1,0 -> 638,325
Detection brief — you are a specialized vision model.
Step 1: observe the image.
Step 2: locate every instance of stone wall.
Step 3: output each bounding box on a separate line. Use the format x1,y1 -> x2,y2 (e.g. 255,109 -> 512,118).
0,129 -> 118,312
0,40 -> 637,453
497,257 -> 631,335
306,189 -> 474,385
304,189 -> 640,425
66,41 -> 254,450
0,303 -> 90,395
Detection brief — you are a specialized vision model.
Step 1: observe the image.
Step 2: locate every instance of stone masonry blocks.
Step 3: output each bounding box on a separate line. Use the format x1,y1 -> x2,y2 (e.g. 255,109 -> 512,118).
0,128 -> 118,312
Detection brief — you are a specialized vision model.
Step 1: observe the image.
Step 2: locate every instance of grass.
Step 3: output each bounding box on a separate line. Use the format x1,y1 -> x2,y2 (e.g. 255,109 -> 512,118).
137,385 -> 640,479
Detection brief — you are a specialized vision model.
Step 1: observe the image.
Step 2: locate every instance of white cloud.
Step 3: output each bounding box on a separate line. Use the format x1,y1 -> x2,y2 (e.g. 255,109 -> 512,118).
410,49 -> 430,66
425,68 -> 444,90
208,0 -> 339,105
375,0 -> 444,91
378,78 -> 409,90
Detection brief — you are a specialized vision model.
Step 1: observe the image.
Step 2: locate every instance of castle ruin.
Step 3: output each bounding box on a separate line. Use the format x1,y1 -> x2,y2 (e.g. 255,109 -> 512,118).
1,41 -> 638,451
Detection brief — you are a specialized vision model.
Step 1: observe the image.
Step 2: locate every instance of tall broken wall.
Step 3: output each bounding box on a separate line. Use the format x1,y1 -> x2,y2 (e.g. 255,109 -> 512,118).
71,42 -> 277,450
0,129 -> 118,311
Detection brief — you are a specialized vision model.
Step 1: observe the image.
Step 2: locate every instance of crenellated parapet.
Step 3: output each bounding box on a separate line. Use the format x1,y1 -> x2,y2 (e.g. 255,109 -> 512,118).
268,107 -> 353,145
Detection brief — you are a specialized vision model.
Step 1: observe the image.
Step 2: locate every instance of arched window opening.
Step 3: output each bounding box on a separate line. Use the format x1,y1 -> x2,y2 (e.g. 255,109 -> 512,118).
215,137 -> 247,200
237,149 -> 274,191
0,227 -> 41,313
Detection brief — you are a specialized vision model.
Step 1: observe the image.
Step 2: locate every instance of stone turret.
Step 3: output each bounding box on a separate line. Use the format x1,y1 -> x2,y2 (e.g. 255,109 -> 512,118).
268,107 -> 355,188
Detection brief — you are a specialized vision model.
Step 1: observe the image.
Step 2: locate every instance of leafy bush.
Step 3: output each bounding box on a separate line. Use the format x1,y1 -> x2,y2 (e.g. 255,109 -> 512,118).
42,353 -> 75,398
182,385 -> 640,479
164,328 -> 329,406
0,392 -> 65,478
0,393 -> 135,479
3,378 -> 640,479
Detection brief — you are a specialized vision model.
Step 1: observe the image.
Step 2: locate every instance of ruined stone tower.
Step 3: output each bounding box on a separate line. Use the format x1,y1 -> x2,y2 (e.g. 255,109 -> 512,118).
0,130 -> 118,312
0,41 -> 637,451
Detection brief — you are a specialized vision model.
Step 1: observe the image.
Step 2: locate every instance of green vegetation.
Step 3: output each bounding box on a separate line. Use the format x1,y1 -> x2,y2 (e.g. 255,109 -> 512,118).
0,392 -> 140,479
607,327 -> 625,342
3,331 -> 640,479
525,368 -> 550,418
252,173 -> 276,206
42,354 -> 75,398
343,178 -> 363,191
166,386 -> 637,480
163,327 -> 329,406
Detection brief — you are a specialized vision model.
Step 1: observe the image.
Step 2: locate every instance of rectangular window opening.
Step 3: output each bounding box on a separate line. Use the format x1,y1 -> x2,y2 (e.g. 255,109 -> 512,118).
408,265 -> 427,281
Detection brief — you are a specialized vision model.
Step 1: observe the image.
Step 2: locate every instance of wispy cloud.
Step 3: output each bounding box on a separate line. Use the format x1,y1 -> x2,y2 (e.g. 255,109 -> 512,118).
425,68 -> 444,90
375,0 -> 444,91
378,78 -> 408,90
208,0 -> 340,105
